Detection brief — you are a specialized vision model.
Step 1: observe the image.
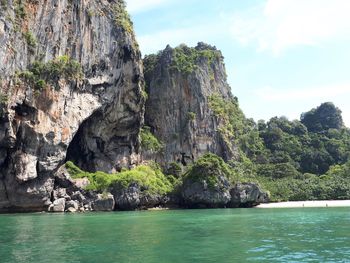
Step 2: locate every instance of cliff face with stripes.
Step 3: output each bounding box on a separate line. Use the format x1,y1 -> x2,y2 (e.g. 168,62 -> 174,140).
0,0 -> 144,211
143,43 -> 241,167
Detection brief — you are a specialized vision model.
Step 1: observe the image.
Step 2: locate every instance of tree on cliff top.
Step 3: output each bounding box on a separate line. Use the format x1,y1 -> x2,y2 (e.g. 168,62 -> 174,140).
301,102 -> 344,133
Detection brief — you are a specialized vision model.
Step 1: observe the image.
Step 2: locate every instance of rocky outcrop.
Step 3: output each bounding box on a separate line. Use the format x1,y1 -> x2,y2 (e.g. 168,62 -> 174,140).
50,198 -> 66,212
143,43 -> 240,167
92,193 -> 115,211
180,154 -> 268,208
182,174 -> 231,208
229,183 -> 269,208
0,0 -> 144,212
50,165 -> 115,212
181,178 -> 269,208
111,183 -> 166,210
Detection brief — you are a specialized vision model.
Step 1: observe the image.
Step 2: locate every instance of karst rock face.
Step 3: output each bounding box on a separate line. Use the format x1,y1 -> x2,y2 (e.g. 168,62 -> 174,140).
143,43 -> 239,167
0,0 -> 144,211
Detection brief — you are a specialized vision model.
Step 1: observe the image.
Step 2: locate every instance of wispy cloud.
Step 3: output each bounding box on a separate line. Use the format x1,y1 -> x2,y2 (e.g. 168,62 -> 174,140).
228,0 -> 350,54
254,83 -> 350,101
133,0 -> 350,55
126,0 -> 173,14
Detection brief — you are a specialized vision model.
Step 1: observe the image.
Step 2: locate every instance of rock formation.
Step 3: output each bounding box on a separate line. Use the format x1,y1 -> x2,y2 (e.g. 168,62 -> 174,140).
0,0 -> 144,211
0,1 -> 268,212
230,183 -> 269,208
143,43 -> 241,167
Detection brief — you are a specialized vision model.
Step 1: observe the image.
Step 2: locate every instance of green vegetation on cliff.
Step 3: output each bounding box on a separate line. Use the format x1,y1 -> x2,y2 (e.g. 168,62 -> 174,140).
183,153 -> 233,188
23,30 -> 37,49
113,0 -> 133,34
18,56 -> 83,90
170,44 -> 221,74
65,161 -> 173,195
208,93 -> 246,140
140,126 -> 163,152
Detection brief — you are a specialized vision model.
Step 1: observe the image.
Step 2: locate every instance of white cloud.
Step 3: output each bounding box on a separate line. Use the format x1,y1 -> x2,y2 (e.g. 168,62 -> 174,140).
126,0 -> 172,14
229,0 -> 350,54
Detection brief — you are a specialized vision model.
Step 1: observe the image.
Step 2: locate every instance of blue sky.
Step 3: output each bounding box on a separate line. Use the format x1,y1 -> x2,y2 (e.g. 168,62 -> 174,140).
125,0 -> 350,127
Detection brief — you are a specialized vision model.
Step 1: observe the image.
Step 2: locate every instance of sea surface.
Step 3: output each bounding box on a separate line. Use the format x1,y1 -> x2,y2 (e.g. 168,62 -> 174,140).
0,208 -> 350,262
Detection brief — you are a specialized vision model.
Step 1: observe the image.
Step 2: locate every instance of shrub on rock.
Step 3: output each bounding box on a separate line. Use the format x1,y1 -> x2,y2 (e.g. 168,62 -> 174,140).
181,153 -> 232,208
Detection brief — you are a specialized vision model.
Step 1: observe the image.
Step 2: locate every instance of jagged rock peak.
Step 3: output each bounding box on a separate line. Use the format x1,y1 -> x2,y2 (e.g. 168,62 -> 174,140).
143,42 -> 243,167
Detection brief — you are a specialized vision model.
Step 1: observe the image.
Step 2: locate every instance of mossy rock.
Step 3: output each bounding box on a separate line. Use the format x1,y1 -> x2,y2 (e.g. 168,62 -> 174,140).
181,153 -> 232,208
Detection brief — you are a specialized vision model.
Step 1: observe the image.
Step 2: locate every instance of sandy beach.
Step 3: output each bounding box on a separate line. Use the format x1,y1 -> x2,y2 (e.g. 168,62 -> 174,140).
256,200 -> 350,208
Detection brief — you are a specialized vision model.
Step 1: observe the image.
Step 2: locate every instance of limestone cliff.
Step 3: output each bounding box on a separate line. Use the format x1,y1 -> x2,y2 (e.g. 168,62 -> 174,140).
0,0 -> 144,211
143,43 -> 242,167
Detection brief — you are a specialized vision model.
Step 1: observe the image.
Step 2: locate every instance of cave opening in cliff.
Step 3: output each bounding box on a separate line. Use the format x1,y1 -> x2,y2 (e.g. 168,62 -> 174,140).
65,118 -> 94,173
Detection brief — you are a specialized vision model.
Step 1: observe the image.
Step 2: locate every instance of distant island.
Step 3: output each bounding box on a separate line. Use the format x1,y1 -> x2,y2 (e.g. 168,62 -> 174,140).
0,0 -> 349,213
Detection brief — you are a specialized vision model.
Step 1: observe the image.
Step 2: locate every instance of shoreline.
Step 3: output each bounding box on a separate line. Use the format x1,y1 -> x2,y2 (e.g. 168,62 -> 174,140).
256,200 -> 350,208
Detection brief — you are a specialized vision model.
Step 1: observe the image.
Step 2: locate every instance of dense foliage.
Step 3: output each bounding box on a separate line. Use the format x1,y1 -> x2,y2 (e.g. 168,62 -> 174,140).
255,103 -> 350,175
234,102 -> 350,201
65,161 -> 174,195
301,102 -> 344,132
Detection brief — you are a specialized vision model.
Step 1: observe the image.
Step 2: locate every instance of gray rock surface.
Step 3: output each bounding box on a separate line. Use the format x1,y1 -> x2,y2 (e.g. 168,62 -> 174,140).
182,175 -> 231,208
65,200 -> 79,211
143,43 -> 239,166
112,183 -> 165,210
229,183 -> 269,208
52,198 -> 65,212
113,183 -> 141,210
0,0 -> 144,211
92,193 -> 115,211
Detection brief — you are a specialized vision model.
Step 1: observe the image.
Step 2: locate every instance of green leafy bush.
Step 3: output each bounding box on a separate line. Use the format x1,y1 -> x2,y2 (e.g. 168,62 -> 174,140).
184,153 -> 232,188
140,126 -> 163,152
111,165 -> 174,195
65,161 -> 174,195
166,162 -> 183,178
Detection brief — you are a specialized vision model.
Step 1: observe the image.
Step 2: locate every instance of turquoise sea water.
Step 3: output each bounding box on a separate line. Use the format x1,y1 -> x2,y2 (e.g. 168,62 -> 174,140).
1,208 -> 350,262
